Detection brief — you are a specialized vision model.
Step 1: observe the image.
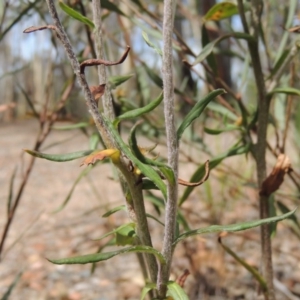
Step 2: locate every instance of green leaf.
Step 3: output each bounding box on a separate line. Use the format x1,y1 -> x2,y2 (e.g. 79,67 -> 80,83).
269,195 -> 277,237
219,240 -> 267,292
91,237 -> 116,274
114,92 -> 163,125
53,166 -> 92,212
116,223 -> 136,246
109,74 -> 134,89
159,166 -> 176,185
267,87 -> 300,97
193,33 -> 254,66
202,24 -> 217,74
101,0 -> 127,17
204,2 -> 250,21
142,31 -> 163,56
204,125 -> 241,135
89,133 -> 100,150
49,245 -> 166,265
141,283 -> 156,300
128,122 -> 175,186
268,49 -> 290,79
146,213 -> 164,226
94,223 -> 135,241
179,143 -> 250,205
174,208 -> 297,245
102,205 -> 126,217
24,149 -> 93,162
7,167 -> 17,216
177,89 -> 226,141
103,118 -> 167,198
166,281 -> 189,300
277,201 -> 300,227
208,102 -> 238,121
59,1 -> 94,28
52,122 -> 90,130
142,179 -> 159,190
1,272 -> 22,300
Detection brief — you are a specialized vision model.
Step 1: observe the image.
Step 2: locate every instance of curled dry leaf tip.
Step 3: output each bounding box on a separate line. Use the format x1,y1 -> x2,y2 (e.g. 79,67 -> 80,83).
178,160 -> 210,187
23,25 -> 57,34
176,269 -> 190,288
80,46 -> 131,74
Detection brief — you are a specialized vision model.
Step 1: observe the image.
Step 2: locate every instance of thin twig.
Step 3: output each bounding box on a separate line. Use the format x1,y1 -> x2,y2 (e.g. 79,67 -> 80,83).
0,77 -> 74,258
238,1 -> 275,299
157,0 -> 178,297
91,0 -> 115,120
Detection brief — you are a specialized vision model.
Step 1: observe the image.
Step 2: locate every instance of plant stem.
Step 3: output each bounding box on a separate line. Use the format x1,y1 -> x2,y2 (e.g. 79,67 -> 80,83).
237,1 -> 275,299
91,0 -> 115,121
157,0 -> 178,297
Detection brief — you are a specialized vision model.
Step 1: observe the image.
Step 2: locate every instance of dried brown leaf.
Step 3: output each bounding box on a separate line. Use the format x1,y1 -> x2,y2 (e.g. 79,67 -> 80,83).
260,154 -> 292,196
80,149 -> 120,166
178,160 -> 210,187
90,84 -> 106,103
287,25 -> 300,33
80,46 -> 130,73
176,269 -> 190,288
23,25 -> 57,33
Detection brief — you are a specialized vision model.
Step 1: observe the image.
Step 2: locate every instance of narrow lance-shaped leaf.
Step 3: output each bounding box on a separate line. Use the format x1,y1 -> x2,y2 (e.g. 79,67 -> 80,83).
166,281 -> 189,300
143,64 -> 184,95
59,1 -> 94,28
174,208 -> 297,245
109,74 -> 133,89
103,117 -> 167,198
7,167 -> 17,216
24,149 -> 93,162
128,122 -> 175,185
102,205 -> 126,218
204,125 -> 241,135
218,238 -> 267,293
277,201 -> 300,228
141,283 -> 156,300
93,223 -> 136,241
193,33 -> 254,66
1,272 -> 22,300
114,92 -> 163,125
142,31 -> 163,56
202,24 -> 217,74
101,0 -> 127,17
267,87 -> 300,98
204,1 -> 250,21
48,245 -> 166,265
53,166 -> 92,213
179,143 -> 250,205
177,89 -> 226,141
52,122 -> 90,130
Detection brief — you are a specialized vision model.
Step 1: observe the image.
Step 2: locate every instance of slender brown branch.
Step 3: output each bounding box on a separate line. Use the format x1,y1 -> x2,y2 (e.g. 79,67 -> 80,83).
238,1 -> 275,299
0,78 -> 74,258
